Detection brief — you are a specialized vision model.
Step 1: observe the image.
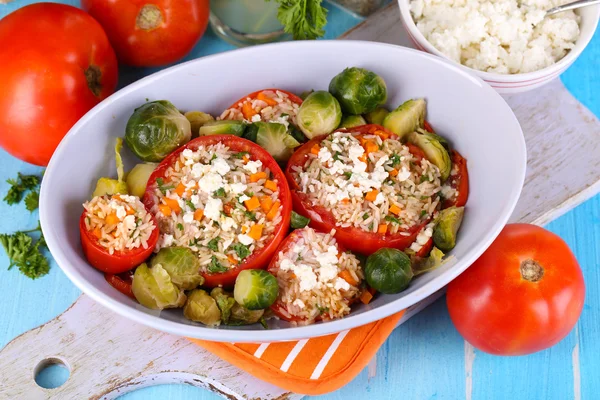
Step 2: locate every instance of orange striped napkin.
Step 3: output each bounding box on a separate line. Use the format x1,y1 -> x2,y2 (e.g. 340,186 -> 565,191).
188,311 -> 404,395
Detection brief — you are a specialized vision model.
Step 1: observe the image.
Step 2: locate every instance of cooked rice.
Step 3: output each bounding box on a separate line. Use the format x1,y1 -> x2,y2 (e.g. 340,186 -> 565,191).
83,195 -> 155,255
290,129 -> 443,238
218,90 -> 300,128
271,227 -> 364,325
147,143 -> 283,273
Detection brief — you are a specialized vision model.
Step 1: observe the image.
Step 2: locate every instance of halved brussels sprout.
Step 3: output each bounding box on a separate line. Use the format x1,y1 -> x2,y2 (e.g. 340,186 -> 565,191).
210,287 -> 236,324
234,269 -> 278,310
383,99 -> 426,140
199,120 -> 246,137
407,131 -> 451,181
297,91 -> 342,139
150,247 -> 204,290
229,303 -> 264,325
290,211 -> 310,229
339,115 -> 367,129
126,163 -> 157,198
183,289 -> 222,326
365,248 -> 413,294
329,67 -> 387,115
92,138 -> 129,197
433,206 -> 465,251
125,100 -> 191,162
412,246 -> 446,275
132,263 -> 186,310
184,111 -> 214,137
247,122 -> 300,163
364,106 -> 389,125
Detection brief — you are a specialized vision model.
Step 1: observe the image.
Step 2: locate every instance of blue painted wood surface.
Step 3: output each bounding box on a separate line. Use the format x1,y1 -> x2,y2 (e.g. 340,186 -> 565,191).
0,1 -> 598,399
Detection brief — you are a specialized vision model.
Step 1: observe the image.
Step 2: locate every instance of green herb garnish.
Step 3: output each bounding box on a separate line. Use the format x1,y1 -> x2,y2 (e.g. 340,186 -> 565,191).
230,242 -> 251,260
207,255 -> 228,273
362,213 -> 370,220
4,173 -> 41,205
177,223 -> 184,231
420,210 -> 428,218
232,151 -> 249,159
24,191 -> 39,212
390,153 -> 402,166
343,171 -> 352,179
385,215 -> 401,224
207,237 -> 221,251
245,210 -> 256,221
214,188 -> 226,198
185,200 -> 196,211
156,178 -> 174,194
0,224 -> 49,279
272,0 -> 328,40
290,211 -> 310,229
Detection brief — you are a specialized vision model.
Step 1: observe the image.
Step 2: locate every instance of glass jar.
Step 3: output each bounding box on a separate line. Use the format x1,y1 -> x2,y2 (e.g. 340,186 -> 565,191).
209,0 -> 289,47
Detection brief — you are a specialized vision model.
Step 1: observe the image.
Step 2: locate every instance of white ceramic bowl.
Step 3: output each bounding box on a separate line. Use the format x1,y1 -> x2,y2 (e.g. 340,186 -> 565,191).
398,0 -> 600,93
40,41 -> 526,342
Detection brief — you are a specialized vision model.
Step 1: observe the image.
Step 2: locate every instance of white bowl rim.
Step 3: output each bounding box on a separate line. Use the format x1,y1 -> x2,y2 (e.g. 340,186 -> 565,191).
40,40 -> 526,342
397,0 -> 600,82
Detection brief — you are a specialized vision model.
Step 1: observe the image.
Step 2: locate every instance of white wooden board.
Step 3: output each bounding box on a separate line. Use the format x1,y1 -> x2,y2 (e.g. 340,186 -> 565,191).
2,4 -> 600,399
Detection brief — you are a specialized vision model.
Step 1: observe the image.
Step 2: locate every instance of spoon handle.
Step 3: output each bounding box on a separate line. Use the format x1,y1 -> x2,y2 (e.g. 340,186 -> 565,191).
546,0 -> 600,16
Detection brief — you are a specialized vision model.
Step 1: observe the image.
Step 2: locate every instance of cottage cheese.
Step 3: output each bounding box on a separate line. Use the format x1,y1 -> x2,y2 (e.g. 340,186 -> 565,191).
410,0 -> 580,74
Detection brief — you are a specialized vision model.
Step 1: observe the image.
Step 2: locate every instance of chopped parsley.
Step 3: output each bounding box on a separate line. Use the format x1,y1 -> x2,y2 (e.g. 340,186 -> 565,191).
420,210 -> 428,218
343,171 -> 352,180
210,153 -> 218,161
232,151 -> 249,159
230,242 -> 251,260
185,200 -> 196,211
213,188 -> 226,198
368,222 -> 374,231
4,172 -> 41,205
207,255 -> 228,273
385,215 -> 401,224
316,304 -> 329,315
390,153 -> 402,166
24,191 -> 39,212
176,223 -> 184,231
244,210 -> 256,221
362,213 -> 370,220
0,224 -> 49,279
419,175 -> 430,183
156,178 -> 174,194
207,237 -> 221,251
333,152 -> 342,161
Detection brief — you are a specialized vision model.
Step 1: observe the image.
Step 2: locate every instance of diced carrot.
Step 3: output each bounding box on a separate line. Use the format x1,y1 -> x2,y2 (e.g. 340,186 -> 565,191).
341,198 -> 350,204
164,198 -> 181,214
260,196 -> 273,213
339,270 -> 359,287
310,144 -> 320,155
223,203 -> 233,216
368,287 -> 377,295
159,204 -> 172,217
227,254 -> 239,265
241,225 -> 248,234
374,130 -> 389,140
389,204 -> 402,215
389,168 -> 399,177
105,213 -> 120,225
126,207 -> 135,216
92,227 -> 103,239
175,182 -> 186,197
242,154 -> 250,164
111,194 -> 122,201
257,92 -> 278,106
265,180 -> 278,192
244,196 -> 260,211
266,200 -> 280,221
336,252 -> 342,259
360,290 -> 374,305
194,209 -> 204,221
358,153 -> 367,163
242,102 -> 257,120
249,224 -> 264,240
378,224 -> 388,234
368,126 -> 378,134
250,171 -> 267,183
365,189 -> 378,202
364,140 -> 378,154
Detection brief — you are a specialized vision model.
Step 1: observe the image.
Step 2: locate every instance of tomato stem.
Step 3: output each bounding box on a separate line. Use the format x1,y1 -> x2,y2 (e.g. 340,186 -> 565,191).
520,259 -> 544,282
85,65 -> 102,97
136,4 -> 163,31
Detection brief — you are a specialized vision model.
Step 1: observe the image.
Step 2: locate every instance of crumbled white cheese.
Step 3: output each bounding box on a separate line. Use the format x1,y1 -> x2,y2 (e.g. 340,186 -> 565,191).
396,167 -> 411,182
161,234 -> 174,248
211,157 -> 231,176
197,172 -> 224,194
123,215 -> 136,230
243,160 -> 263,174
115,205 -> 127,220
334,277 -> 351,291
204,198 -> 223,221
315,245 -> 340,282
190,195 -> 201,207
222,237 -> 234,250
373,192 -> 385,205
182,212 -> 194,224
251,114 -> 262,122
220,217 -> 237,232
228,182 -> 247,195
238,194 -> 250,203
318,147 -> 333,163
293,299 -> 306,309
238,234 -> 254,246
279,259 -> 319,292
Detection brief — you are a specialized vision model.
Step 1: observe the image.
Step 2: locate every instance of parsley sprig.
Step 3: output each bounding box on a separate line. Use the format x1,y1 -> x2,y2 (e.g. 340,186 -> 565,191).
4,173 -> 40,206
0,224 -> 49,279
271,0 -> 328,40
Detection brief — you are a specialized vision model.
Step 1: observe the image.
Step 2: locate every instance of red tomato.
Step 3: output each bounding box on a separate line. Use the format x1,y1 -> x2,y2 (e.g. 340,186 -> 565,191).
0,3 -> 118,166
442,150 -> 469,208
447,224 -> 585,355
79,211 -> 159,274
105,272 -> 135,299
227,88 -> 304,110
143,135 -> 292,288
82,0 -> 209,67
285,124 -> 430,255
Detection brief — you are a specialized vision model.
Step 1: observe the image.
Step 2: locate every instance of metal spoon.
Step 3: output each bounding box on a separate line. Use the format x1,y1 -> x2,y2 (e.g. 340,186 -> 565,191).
546,0 -> 600,16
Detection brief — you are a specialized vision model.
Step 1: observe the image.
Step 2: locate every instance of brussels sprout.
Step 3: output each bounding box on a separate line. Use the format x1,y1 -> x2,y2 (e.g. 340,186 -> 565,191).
328,67 -> 387,115
229,303 -> 264,325
246,122 -> 300,163
150,247 -> 204,290
92,138 -> 129,197
299,90 -> 314,100
339,115 -> 367,129
184,111 -> 214,137
290,211 -> 310,229
126,163 -> 157,198
132,263 -> 186,310
407,131 -> 451,181
297,91 -> 342,139
433,206 -> 465,251
183,289 -> 222,326
365,248 -> 413,294
412,247 -> 446,275
125,100 -> 191,162
383,99 -> 426,140
234,269 -> 279,310
210,288 -> 236,324
289,125 -> 308,144
199,120 -> 246,137
364,107 -> 389,125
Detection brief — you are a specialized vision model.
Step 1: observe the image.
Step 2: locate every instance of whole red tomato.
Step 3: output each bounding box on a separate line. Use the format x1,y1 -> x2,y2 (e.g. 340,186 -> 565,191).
82,0 -> 210,67
0,3 -> 118,166
447,224 -> 585,355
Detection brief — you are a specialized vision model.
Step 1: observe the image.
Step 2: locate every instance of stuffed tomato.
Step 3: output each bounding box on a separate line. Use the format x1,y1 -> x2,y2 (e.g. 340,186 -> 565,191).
80,194 -> 159,274
286,124 -> 467,255
219,88 -> 303,126
143,135 -> 292,288
268,227 -> 364,324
